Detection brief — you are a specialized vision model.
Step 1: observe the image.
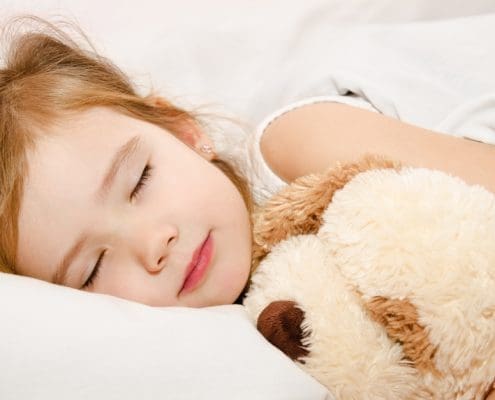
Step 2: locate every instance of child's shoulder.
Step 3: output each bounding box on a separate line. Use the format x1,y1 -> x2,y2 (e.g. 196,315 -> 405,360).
259,96 -> 379,183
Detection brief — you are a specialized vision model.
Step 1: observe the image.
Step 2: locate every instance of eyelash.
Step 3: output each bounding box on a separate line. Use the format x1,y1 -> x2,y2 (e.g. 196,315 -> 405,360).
81,164 -> 153,289
82,250 -> 106,289
131,164 -> 153,201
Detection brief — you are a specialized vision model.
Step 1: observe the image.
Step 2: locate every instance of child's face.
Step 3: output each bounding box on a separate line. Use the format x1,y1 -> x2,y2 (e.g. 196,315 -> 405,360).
15,107 -> 252,307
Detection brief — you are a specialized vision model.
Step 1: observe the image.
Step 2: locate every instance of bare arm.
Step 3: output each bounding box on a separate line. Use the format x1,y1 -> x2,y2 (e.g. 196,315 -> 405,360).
260,102 -> 495,193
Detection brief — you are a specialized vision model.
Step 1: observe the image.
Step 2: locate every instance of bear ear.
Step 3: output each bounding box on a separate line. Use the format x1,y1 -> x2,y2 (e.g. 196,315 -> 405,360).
484,382 -> 495,400
251,154 -> 400,273
365,295 -> 439,376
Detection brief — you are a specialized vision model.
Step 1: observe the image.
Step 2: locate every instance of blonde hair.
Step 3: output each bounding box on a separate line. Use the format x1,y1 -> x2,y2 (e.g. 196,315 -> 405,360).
0,16 -> 254,274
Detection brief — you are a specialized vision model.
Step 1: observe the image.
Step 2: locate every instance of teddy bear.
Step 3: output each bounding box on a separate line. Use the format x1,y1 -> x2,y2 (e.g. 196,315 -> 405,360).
242,154 -> 495,400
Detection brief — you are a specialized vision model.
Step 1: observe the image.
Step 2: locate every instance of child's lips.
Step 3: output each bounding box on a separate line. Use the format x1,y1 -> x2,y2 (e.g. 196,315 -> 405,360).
179,231 -> 214,295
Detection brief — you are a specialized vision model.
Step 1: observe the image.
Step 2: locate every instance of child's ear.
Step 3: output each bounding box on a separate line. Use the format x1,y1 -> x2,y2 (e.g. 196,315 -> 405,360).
145,95 -> 216,160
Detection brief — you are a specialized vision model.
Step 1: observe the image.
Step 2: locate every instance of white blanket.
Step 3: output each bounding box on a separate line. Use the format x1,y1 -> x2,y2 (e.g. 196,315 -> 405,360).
246,13 -> 495,145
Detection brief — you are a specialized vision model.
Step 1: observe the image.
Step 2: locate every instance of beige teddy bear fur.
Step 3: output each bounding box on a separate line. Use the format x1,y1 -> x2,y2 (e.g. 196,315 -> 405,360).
243,155 -> 495,400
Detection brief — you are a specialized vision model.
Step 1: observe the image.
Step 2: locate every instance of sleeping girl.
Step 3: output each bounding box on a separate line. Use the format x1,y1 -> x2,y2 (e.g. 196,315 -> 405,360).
1,16 -> 494,312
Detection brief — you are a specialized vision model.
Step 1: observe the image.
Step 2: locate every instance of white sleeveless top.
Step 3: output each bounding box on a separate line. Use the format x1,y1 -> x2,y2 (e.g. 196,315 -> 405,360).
234,14 -> 495,206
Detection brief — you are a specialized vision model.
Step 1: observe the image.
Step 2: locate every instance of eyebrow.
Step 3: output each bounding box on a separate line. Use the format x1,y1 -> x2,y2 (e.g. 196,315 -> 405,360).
52,135 -> 141,285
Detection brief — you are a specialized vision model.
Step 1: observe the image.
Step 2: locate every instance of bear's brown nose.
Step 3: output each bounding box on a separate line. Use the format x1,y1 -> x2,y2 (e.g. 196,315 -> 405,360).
257,300 -> 310,363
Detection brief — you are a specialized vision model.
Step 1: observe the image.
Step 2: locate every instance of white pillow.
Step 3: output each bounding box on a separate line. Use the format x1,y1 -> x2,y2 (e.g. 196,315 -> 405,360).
0,273 -> 330,400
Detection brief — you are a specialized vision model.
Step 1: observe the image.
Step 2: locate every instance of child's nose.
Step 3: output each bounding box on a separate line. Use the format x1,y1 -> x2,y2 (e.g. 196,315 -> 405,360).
134,225 -> 178,273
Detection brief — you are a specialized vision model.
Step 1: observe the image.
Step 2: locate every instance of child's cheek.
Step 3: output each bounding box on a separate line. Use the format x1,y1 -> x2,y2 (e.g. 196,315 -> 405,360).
216,264 -> 249,302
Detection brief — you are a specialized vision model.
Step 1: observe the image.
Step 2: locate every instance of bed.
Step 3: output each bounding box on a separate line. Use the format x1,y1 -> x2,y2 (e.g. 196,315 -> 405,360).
1,1 -> 495,399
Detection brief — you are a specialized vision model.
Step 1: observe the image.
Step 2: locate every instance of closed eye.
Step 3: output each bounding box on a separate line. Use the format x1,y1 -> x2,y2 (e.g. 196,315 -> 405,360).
130,164 -> 153,200
81,164 -> 153,289
81,250 -> 106,289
